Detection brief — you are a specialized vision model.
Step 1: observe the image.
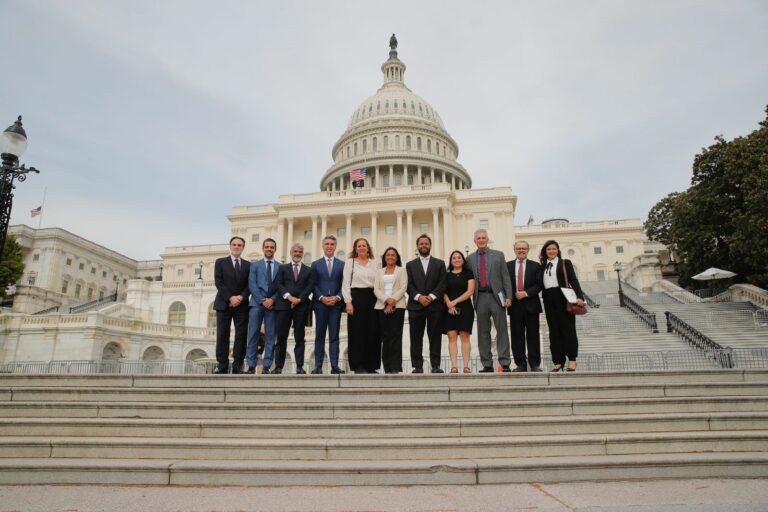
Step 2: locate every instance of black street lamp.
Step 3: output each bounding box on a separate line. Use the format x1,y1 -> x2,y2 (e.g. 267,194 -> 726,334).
613,261 -> 626,307
1,116 -> 40,266
197,261 -> 204,280
158,262 -> 164,281
464,245 -> 469,257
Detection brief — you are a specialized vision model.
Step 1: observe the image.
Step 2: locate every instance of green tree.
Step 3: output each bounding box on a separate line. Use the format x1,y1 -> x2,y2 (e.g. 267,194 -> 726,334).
645,106 -> 768,289
0,234 -> 25,298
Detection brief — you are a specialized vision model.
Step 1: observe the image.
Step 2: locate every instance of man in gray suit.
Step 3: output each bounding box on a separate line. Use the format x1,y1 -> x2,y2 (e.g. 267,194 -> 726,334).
467,229 -> 514,372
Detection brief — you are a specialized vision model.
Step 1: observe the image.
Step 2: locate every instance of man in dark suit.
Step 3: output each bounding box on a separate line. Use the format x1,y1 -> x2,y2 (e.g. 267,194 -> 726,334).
507,240 -> 543,372
406,234 -> 446,373
213,236 -> 251,374
310,235 -> 345,374
246,238 -> 279,374
272,242 -> 314,374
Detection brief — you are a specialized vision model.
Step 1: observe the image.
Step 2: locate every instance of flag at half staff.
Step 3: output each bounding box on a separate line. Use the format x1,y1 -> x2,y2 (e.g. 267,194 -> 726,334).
350,168 -> 367,188
30,206 -> 42,218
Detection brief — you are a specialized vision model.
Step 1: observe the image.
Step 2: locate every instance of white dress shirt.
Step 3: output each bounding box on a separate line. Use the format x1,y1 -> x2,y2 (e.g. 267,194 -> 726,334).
543,257 -> 560,289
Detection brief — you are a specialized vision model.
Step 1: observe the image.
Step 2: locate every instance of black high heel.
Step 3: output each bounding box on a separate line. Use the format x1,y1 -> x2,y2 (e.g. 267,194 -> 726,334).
550,365 -> 563,372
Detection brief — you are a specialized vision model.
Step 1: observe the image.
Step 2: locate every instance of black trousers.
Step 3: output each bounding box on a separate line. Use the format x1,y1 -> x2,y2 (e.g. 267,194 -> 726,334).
215,305 -> 249,369
542,288 -> 578,366
508,304 -> 541,368
409,309 -> 444,370
275,306 -> 308,370
347,288 -> 380,372
378,308 -> 404,373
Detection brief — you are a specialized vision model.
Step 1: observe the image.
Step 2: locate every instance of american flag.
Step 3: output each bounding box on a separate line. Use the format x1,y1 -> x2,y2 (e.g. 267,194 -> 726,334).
350,168 -> 367,182
30,206 -> 42,218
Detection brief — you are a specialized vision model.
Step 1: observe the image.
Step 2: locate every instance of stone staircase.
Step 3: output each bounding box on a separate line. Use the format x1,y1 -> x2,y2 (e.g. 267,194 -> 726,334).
1,371 -> 768,485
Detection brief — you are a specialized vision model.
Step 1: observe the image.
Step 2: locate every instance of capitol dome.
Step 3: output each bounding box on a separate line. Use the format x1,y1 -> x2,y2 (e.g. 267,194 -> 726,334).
320,36 -> 472,192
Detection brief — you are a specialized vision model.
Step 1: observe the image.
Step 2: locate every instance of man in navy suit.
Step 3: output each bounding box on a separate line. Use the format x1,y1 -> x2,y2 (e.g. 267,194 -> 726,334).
246,238 -> 279,374
507,240 -> 543,372
272,242 -> 314,374
406,234 -> 447,373
213,236 -> 251,374
310,235 -> 346,374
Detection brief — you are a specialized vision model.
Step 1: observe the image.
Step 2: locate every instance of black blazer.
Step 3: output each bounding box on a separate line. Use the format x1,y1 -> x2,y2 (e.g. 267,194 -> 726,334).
213,256 -> 251,311
272,262 -> 314,311
507,259 -> 543,314
406,257 -> 447,312
540,258 -> 584,300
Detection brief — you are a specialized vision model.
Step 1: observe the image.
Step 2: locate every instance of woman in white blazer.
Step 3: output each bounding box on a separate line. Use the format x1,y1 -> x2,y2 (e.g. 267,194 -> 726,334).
374,247 -> 408,374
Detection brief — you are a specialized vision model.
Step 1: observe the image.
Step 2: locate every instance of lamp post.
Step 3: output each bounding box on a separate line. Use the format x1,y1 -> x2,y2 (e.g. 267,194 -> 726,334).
197,261 -> 204,280
464,245 -> 469,257
158,262 -> 164,281
613,261 -> 625,307
1,116 -> 40,266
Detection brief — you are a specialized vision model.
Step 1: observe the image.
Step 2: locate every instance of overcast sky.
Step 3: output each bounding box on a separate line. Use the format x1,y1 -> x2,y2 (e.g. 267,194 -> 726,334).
2,1 -> 766,260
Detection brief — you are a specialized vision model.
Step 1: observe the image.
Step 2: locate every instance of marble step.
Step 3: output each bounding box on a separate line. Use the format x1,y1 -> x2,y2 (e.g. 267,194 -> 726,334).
1,452 -> 767,486
1,412 -> 766,439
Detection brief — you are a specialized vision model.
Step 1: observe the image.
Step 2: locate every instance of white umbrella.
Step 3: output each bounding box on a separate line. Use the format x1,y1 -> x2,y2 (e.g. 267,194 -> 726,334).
692,267 -> 737,281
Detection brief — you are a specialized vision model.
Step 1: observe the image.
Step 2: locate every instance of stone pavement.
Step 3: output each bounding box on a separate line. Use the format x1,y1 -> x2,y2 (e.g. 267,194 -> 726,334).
0,479 -> 767,511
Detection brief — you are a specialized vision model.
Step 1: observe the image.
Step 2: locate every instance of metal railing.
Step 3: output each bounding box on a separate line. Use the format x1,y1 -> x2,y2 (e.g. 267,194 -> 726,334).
32,305 -> 60,315
623,295 -> 659,332
69,292 -> 118,314
0,359 -> 215,375
583,292 -> 600,309
665,311 -> 732,368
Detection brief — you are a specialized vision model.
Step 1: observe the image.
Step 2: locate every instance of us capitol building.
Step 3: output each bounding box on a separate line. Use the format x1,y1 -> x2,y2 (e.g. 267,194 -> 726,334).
0,38 -> 659,367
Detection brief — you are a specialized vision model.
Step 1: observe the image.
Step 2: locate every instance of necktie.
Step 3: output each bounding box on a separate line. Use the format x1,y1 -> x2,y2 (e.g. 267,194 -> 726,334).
293,263 -> 299,282
479,251 -> 487,289
327,258 -> 333,277
267,260 -> 273,284
517,260 -> 524,293
546,262 -> 553,276
234,258 -> 240,276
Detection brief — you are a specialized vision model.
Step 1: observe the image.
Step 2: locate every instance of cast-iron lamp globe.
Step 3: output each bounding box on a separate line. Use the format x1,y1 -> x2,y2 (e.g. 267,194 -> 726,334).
1,116 -> 28,160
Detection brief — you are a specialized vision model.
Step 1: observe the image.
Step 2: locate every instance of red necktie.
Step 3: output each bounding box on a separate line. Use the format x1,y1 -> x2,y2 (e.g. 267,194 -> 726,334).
517,260 -> 524,293
293,263 -> 299,282
479,251 -> 487,288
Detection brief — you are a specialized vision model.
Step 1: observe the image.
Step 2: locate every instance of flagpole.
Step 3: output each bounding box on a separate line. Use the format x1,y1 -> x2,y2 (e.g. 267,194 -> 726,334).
37,187 -> 47,229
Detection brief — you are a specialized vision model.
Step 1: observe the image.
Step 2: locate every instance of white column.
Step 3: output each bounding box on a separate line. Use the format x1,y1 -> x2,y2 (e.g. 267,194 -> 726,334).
451,174 -> 456,190
396,210 -> 403,255
321,215 -> 328,242
406,209 -> 414,258
389,164 -> 394,188
311,216 -> 318,260
345,214 -> 352,255
430,168 -> 435,184
375,166 -> 380,188
432,208 -> 441,258
417,166 -> 422,185
442,207 -> 453,258
370,211 -> 378,251
279,218 -> 287,261
286,218 -> 294,263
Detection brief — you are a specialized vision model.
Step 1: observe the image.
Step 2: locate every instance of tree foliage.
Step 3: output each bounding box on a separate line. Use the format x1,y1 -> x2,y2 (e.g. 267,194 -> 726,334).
645,106 -> 768,289
0,234 -> 25,299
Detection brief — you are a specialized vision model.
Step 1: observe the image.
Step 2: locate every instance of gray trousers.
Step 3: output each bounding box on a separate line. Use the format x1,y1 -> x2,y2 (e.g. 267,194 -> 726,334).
475,292 -> 511,368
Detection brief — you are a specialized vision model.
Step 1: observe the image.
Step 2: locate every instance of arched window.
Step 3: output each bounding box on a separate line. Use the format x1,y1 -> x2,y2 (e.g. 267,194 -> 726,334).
417,137 -> 422,151
185,349 -> 208,362
395,135 -> 400,149
142,346 -> 165,362
362,139 -> 367,153
436,142 -> 440,155
354,142 -> 358,155
102,342 -> 123,361
168,301 -> 186,326
427,139 -> 431,153
383,135 -> 388,149
406,136 -> 411,149
303,252 -> 312,265
207,302 -> 216,329
372,137 -> 377,151
336,250 -> 346,261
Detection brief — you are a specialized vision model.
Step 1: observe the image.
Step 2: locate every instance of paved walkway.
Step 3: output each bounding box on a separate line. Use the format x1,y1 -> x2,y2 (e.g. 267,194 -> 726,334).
1,479 -> 767,511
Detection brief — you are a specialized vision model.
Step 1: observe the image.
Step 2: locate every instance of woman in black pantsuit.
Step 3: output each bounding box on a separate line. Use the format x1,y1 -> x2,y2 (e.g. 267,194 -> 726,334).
342,238 -> 381,373
539,240 -> 585,372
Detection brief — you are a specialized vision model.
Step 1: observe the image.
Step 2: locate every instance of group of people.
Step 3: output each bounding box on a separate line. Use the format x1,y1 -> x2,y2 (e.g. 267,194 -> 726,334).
212,229 -> 585,375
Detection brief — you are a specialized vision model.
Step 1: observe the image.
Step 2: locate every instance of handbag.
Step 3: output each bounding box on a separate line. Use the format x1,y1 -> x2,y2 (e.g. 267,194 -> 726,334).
562,260 -> 587,316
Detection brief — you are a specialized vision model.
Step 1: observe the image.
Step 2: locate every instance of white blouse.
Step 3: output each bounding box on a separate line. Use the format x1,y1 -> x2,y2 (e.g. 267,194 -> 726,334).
382,273 -> 396,296
342,258 -> 381,303
543,257 -> 560,289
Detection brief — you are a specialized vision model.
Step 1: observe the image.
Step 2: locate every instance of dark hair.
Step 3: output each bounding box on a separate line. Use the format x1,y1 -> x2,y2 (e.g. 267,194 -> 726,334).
262,238 -> 276,248
416,234 -> 431,246
229,236 -> 245,246
447,250 -> 468,273
350,238 -> 374,260
539,240 -> 561,266
322,235 -> 337,243
381,247 -> 402,267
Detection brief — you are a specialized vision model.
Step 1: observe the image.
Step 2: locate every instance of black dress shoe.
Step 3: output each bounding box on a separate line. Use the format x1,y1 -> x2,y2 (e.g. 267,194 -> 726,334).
212,366 -> 228,374
354,368 -> 368,374
272,367 -> 283,375
330,367 -> 346,374
311,368 -> 322,374
245,366 -> 256,374
479,366 -> 494,373
412,367 -> 424,374
231,364 -> 243,374
530,366 -> 543,372
296,367 -> 306,375
501,366 -> 512,373
550,366 -> 563,372
511,366 -> 527,372
262,367 -> 271,375
431,367 -> 444,374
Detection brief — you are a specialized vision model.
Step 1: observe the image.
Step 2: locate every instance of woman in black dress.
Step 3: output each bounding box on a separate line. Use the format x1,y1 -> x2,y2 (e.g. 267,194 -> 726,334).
442,250 -> 476,373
